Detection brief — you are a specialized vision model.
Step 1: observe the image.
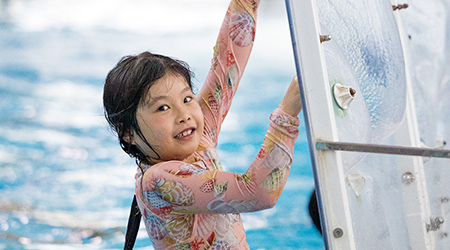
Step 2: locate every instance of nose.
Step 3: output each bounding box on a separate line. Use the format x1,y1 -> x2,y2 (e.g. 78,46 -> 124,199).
178,115 -> 191,123
177,108 -> 191,124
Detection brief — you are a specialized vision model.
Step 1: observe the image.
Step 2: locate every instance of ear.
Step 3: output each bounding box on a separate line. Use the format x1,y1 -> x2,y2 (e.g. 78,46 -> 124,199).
123,131 -> 135,145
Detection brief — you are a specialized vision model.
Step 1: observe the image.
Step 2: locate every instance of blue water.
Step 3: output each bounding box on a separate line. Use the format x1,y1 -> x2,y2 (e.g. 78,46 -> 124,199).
0,0 -> 323,249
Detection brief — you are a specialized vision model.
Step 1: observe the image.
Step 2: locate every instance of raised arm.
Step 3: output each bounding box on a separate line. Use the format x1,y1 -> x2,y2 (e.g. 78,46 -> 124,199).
136,77 -> 302,211
136,105 -> 300,215
135,76 -> 302,243
197,0 -> 260,145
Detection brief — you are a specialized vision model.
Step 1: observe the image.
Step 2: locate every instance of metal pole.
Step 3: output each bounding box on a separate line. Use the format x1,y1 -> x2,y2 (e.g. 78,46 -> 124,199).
316,140 -> 450,159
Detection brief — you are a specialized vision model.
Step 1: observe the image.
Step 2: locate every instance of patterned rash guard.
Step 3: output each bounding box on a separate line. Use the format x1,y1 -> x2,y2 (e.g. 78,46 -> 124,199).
135,0 -> 300,249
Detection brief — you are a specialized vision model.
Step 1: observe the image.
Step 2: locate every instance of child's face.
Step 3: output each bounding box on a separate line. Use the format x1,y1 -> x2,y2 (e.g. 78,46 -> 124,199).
134,73 -> 204,163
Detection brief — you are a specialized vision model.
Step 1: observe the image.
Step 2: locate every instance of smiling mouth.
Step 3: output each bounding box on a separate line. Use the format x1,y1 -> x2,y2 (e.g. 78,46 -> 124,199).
175,129 -> 194,139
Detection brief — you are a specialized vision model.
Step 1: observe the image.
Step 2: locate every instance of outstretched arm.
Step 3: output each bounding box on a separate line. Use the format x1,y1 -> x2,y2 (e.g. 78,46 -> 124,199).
197,0 -> 260,145
136,76 -> 303,215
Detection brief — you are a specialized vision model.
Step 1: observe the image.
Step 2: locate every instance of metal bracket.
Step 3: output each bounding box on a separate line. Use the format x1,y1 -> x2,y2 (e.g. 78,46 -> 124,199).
426,217 -> 445,232
392,4 -> 409,11
320,34 -> 332,43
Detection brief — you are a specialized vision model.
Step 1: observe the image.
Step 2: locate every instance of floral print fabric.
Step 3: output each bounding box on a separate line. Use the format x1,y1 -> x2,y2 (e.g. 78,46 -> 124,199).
135,0 -> 300,249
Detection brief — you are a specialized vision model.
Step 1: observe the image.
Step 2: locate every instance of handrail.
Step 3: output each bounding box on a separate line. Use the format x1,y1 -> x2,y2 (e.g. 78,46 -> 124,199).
316,140 -> 450,158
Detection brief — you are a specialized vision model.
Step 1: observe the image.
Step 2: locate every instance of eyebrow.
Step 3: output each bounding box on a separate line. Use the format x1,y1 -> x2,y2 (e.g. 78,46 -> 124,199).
180,86 -> 193,95
144,86 -> 192,107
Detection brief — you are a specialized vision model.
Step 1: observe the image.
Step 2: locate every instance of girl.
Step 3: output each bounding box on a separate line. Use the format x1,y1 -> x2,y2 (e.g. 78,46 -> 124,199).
103,0 -> 302,249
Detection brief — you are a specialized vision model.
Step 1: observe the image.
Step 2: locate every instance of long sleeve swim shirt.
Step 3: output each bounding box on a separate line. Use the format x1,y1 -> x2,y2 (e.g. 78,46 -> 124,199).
135,0 -> 300,249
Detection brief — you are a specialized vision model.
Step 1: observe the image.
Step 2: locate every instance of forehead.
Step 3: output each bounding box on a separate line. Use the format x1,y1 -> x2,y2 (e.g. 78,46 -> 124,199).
143,74 -> 192,102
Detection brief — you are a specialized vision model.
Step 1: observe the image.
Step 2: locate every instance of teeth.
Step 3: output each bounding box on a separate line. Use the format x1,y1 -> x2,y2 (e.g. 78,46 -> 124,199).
176,129 -> 193,138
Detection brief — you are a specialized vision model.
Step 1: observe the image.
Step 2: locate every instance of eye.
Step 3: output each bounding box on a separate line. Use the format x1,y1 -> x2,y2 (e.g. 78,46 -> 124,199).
184,96 -> 193,103
157,105 -> 169,111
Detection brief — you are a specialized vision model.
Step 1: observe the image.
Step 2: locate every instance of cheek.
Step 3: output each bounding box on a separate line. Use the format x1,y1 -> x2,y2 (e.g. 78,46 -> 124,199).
140,121 -> 166,141
195,105 -> 203,118
135,123 -> 167,153
136,113 -> 164,141
197,113 -> 205,136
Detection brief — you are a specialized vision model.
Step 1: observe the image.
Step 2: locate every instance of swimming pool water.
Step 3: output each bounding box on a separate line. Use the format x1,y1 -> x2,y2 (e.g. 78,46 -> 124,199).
0,0 -> 323,249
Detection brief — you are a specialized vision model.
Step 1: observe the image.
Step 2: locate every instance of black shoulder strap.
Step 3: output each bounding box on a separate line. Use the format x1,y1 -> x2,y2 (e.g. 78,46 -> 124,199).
124,195 -> 142,250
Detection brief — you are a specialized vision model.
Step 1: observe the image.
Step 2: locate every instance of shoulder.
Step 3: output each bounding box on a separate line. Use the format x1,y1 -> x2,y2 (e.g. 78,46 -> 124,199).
143,161 -> 188,177
142,160 -> 208,181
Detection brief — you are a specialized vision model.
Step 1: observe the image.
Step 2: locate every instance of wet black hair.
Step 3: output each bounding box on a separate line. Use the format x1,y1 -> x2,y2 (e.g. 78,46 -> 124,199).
104,52 -> 194,249
103,51 -> 194,164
